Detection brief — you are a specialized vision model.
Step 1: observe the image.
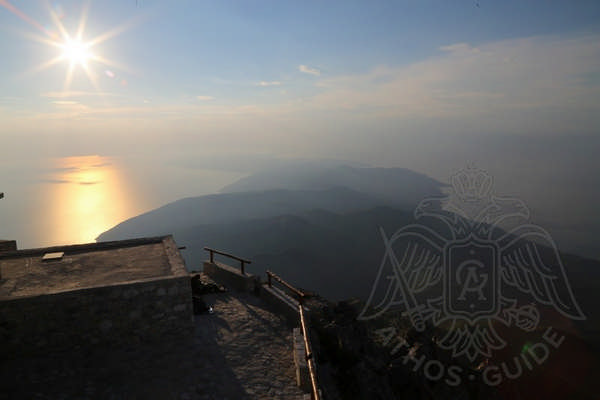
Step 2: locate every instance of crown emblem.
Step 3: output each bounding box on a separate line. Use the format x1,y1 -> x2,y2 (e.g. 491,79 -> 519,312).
451,166 -> 492,202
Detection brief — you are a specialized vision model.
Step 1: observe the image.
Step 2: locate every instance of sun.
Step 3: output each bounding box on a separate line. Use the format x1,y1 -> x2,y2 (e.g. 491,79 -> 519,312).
60,38 -> 93,67
1,2 -> 137,94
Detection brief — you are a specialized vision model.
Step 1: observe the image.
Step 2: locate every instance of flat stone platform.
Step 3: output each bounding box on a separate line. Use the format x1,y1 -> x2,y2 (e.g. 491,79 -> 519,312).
0,237 -> 185,299
0,283 -> 305,399
192,291 -> 305,399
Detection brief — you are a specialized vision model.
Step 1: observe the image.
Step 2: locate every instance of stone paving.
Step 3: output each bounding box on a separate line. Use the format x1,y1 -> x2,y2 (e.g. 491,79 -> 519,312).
190,291 -> 305,400
1,288 -> 305,399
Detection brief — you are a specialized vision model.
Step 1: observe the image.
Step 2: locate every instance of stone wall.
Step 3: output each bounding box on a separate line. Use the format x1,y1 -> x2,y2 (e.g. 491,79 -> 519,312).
203,261 -> 259,293
0,275 -> 193,358
293,327 -> 311,392
0,240 -> 17,253
260,284 -> 301,325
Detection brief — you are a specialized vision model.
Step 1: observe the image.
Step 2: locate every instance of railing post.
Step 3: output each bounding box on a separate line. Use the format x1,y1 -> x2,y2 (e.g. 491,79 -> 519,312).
299,304 -> 321,400
204,247 -> 251,274
264,270 -> 319,398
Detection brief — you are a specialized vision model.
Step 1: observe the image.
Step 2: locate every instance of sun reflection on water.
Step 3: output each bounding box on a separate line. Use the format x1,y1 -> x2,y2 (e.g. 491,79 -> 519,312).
47,155 -> 136,245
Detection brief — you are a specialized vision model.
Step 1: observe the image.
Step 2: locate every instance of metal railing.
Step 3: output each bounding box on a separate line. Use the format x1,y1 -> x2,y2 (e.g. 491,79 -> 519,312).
201,251 -> 321,399
299,303 -> 321,400
203,247 -> 251,275
266,270 -> 307,303
265,270 -> 321,400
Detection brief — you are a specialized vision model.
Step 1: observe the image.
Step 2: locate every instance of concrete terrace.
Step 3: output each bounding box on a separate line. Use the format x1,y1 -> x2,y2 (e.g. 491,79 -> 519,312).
0,238 -> 311,399
0,237 -> 185,299
1,281 -> 306,399
1,273 -> 307,399
191,290 -> 306,399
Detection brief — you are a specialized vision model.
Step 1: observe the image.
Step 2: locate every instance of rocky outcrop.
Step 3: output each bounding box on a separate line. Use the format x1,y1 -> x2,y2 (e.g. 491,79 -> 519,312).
190,273 -> 226,314
305,297 -> 396,400
304,296 -> 501,400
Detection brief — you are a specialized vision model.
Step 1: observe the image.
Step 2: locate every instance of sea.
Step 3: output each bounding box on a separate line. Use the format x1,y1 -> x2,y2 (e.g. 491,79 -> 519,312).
0,154 -> 244,249
0,151 -> 598,261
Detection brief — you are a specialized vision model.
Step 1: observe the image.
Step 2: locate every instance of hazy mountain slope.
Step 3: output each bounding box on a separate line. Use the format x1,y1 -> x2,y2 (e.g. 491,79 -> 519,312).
98,165 -> 446,243
99,196 -> 600,350
97,163 -> 598,344
169,206 -> 600,304
220,165 -> 447,207
178,206 -> 600,352
165,206 -> 417,299
97,187 -> 383,242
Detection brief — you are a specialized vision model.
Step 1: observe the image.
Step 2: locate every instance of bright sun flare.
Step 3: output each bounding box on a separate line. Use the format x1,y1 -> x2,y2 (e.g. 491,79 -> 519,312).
60,38 -> 92,66
10,2 -> 134,94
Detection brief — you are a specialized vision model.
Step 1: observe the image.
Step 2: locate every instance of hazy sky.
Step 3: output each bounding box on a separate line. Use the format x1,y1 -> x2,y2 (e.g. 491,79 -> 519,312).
1,0 -> 599,150
0,0 -> 599,252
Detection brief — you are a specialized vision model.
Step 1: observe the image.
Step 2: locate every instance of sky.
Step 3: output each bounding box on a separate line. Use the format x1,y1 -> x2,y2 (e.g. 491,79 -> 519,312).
1,0 -> 598,153
0,0 -> 599,253
1,0 -> 599,144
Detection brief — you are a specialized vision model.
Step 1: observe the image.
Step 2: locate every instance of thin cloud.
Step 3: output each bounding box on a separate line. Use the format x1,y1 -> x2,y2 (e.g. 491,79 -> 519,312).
47,166 -> 79,173
39,178 -> 101,185
14,33 -> 599,138
197,96 -> 215,101
299,65 -> 321,76
40,179 -> 71,184
0,96 -> 22,102
91,162 -> 112,168
439,43 -> 480,54
304,33 -> 600,134
256,81 -> 282,87
41,91 -> 119,98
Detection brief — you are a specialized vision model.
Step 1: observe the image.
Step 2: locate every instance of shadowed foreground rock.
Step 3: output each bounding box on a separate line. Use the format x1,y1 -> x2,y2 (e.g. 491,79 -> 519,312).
0,283 -> 304,400
305,295 -> 600,400
306,296 -> 499,400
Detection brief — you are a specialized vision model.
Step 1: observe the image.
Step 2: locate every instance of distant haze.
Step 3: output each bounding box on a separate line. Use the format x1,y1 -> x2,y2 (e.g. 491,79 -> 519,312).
1,141 -> 599,261
0,1 -> 598,258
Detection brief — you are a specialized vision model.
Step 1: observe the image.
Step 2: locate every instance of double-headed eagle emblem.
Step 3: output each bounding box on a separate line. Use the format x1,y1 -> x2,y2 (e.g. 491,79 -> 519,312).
359,166 -> 585,361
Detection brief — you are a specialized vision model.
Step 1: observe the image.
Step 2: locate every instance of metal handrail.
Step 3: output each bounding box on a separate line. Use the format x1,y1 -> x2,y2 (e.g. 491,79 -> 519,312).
266,270 -> 307,303
299,303 -> 321,400
203,247 -> 251,274
264,270 -> 320,399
